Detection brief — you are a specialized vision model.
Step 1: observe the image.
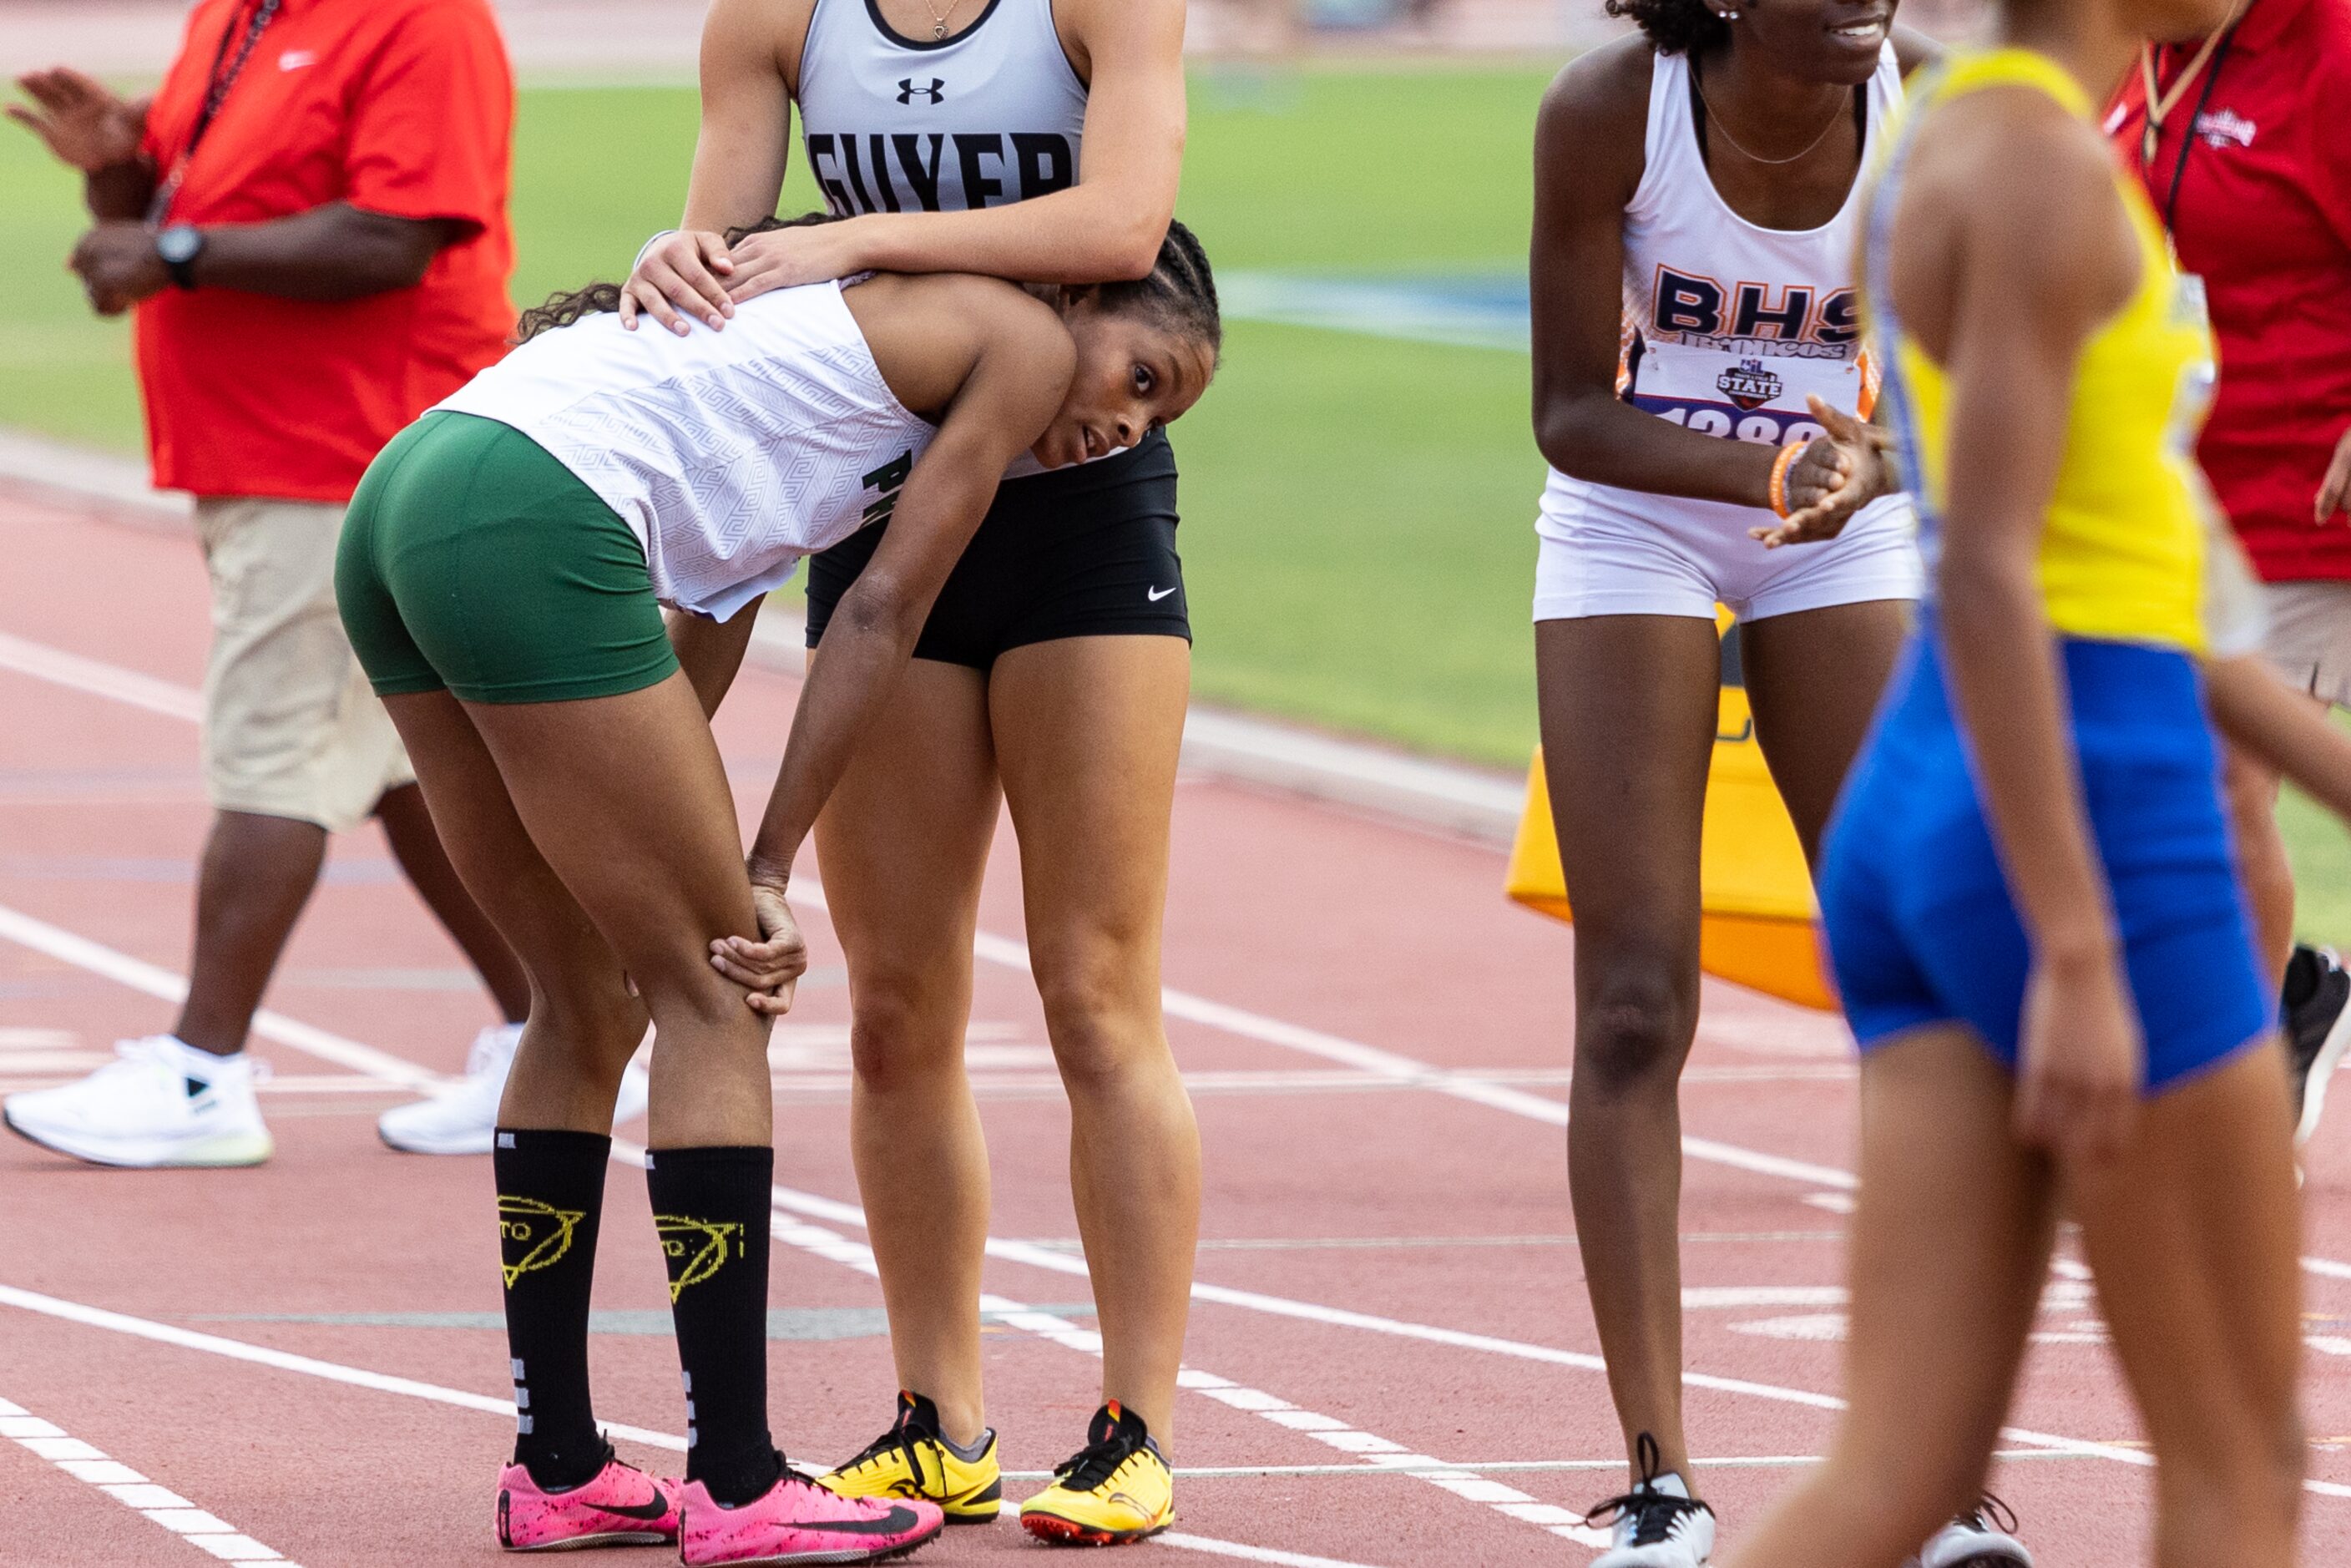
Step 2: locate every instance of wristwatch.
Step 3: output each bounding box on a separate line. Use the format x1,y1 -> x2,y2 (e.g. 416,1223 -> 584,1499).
155,225 -> 205,290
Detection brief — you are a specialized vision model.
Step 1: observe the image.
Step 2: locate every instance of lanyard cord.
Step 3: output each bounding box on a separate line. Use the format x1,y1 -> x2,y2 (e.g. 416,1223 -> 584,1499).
2136,0 -> 2242,168
147,0 -> 281,225
2157,27 -> 2237,231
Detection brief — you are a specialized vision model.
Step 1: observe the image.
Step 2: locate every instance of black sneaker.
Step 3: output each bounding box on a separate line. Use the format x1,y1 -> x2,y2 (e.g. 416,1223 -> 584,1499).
2283,945 -> 2351,1146
1585,1434 -> 1716,1567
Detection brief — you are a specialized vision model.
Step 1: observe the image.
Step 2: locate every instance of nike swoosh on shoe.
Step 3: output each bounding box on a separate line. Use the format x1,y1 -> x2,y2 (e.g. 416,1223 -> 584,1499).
803,1506 -> 924,1535
599,1487 -> 675,1522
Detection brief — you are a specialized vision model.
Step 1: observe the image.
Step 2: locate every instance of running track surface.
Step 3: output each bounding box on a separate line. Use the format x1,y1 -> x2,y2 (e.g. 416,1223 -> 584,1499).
3,486 -> 2348,1568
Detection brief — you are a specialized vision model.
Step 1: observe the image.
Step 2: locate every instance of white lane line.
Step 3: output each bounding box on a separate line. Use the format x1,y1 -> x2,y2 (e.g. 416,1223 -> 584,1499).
0,879 -> 1563,1550
9,630 -> 2350,1503
7,764 -> 2348,1509
0,1282 -> 680,1452
1156,1537 -> 1396,1568
0,1388 -> 307,1565
761,1178 -> 2351,1501
0,630 -> 204,723
13,629 -> 2349,1284
794,882 -> 1860,1195
0,1287 -> 1394,1568
1012,1448 -> 2131,1479
0,903 -> 444,1090
617,1141 -> 1600,1548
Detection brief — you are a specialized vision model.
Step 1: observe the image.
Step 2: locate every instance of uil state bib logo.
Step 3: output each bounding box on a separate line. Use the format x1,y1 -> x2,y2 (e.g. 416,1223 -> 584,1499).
498,1195 -> 585,1288
655,1214 -> 745,1301
1716,358 -> 1783,412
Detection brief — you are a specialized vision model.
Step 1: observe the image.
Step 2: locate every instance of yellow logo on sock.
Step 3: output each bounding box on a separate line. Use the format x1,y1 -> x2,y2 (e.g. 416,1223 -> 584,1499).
497,1195 -> 585,1288
654,1214 -> 744,1302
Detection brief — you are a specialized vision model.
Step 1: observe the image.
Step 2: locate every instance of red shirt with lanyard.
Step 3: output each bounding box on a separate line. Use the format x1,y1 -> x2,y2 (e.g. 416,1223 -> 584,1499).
136,0 -> 515,502
2106,0 -> 2351,581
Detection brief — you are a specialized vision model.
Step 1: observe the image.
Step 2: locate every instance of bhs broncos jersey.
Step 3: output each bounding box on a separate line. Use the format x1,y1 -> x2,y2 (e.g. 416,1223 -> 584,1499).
1540,40 -> 1911,547
796,0 -> 1089,215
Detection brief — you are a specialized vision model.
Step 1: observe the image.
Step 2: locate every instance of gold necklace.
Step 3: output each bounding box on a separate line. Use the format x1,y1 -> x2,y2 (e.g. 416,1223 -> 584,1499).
1692,58 -> 1848,167
922,0 -> 965,40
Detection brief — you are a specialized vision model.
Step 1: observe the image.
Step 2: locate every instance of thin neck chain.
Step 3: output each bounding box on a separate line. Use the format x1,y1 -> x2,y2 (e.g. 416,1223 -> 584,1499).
1693,60 -> 1849,167
923,0 -> 965,39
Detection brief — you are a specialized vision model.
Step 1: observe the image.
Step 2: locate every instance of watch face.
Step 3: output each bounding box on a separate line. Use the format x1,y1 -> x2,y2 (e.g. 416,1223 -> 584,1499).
158,226 -> 202,265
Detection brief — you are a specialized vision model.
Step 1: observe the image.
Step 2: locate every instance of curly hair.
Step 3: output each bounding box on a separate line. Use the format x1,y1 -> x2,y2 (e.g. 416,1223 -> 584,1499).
513,212 -> 840,341
1605,0 -> 1730,56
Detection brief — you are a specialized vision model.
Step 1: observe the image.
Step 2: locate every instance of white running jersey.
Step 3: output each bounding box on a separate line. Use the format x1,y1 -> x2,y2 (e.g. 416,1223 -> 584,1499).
1541,43 -> 1908,538
436,281 -> 933,622
796,0 -> 1088,217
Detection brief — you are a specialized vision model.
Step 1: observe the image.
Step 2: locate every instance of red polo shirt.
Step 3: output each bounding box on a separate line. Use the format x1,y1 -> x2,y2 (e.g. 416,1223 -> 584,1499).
135,0 -> 515,502
2109,0 -> 2351,581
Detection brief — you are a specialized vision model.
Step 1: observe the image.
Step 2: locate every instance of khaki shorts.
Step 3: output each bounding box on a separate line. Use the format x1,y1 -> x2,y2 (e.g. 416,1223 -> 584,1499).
197,496 -> 414,832
2261,579 -> 2351,710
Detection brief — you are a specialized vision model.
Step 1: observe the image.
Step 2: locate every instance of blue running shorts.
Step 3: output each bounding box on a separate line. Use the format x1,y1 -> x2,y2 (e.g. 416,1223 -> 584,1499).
1818,627 -> 2273,1095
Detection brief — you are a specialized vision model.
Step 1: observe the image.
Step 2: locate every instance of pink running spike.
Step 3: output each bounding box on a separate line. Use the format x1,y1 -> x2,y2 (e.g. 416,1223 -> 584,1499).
680,1472 -> 944,1565
497,1456 -> 682,1550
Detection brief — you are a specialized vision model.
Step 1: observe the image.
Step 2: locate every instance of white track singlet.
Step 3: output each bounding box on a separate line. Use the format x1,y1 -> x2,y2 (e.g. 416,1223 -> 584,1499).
436,281 -> 933,621
796,0 -> 1088,216
1533,43 -> 1923,624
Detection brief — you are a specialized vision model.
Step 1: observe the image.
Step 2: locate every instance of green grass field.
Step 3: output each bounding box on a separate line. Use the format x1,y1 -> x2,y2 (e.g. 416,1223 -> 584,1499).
6,65 -> 2348,938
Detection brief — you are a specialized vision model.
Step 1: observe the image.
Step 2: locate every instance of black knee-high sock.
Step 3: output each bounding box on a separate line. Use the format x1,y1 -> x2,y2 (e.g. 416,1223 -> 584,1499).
645,1146 -> 782,1505
494,1128 -> 611,1490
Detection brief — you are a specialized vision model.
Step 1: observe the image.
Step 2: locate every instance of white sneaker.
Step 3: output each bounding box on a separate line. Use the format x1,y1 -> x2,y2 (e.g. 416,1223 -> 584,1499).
2,1036 -> 271,1168
377,1024 -> 650,1156
1586,1439 -> 1715,1568
1917,1497 -> 2031,1568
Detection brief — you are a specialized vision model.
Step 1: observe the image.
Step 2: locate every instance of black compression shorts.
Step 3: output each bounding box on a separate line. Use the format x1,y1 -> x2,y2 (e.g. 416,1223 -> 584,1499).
804,429 -> 1189,670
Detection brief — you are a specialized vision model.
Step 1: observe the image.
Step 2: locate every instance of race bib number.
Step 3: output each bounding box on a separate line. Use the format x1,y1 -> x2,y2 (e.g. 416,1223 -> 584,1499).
1626,339 -> 1865,447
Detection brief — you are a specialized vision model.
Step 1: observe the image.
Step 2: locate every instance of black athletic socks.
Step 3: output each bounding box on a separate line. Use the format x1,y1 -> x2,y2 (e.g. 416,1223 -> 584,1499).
493,1127 -> 611,1491
645,1145 -> 784,1506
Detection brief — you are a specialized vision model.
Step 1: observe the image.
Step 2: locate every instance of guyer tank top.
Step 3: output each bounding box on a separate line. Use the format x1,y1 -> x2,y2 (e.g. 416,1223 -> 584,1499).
796,0 -> 1089,216
434,281 -> 935,623
1541,42 -> 1908,534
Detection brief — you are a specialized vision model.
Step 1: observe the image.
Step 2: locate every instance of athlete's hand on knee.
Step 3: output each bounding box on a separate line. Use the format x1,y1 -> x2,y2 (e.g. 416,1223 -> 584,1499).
1751,397 -> 1895,549
619,230 -> 736,336
2014,946 -> 2143,1166
720,221 -> 861,304
711,878 -> 806,1014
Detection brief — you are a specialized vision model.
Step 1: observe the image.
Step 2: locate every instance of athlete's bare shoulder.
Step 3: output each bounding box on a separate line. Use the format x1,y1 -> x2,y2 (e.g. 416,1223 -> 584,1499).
1890,83 -> 2136,357
696,0 -> 815,92
844,274 -> 1066,419
1049,0 -> 1186,85
1536,35 -> 1655,202
1909,83 -> 2126,250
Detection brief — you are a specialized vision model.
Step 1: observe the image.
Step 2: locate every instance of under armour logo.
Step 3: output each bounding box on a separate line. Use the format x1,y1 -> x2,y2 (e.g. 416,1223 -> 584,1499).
897,78 -> 947,105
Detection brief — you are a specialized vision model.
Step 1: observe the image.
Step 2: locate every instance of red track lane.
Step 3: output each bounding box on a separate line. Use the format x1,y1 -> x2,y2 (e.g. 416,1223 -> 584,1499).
3,487 -> 2348,1567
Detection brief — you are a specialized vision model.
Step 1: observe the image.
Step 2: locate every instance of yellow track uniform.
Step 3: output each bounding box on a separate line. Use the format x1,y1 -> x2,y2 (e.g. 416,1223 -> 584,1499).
1817,45 -> 2273,1090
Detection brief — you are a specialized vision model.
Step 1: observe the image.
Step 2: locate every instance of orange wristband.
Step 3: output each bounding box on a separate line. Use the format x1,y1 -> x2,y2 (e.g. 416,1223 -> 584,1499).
1767,441 -> 1806,521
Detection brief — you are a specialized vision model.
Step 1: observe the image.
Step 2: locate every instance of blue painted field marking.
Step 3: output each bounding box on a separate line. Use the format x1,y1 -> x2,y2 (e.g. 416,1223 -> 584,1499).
1218,271 -> 1529,353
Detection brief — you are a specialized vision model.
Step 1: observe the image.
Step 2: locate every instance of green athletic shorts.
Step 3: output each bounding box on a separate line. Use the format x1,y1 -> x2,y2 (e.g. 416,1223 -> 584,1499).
336,411 -> 680,704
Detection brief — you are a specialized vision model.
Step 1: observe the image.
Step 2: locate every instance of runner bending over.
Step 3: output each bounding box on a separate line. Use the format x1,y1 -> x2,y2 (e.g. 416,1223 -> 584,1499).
333,220 -> 1220,1564
623,0 -> 1208,1543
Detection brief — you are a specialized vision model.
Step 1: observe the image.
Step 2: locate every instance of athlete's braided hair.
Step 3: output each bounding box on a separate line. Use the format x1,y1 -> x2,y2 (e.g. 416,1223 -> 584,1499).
1607,0 -> 1730,56
513,214 -> 841,341
514,213 -> 1222,357
1095,219 -> 1222,359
